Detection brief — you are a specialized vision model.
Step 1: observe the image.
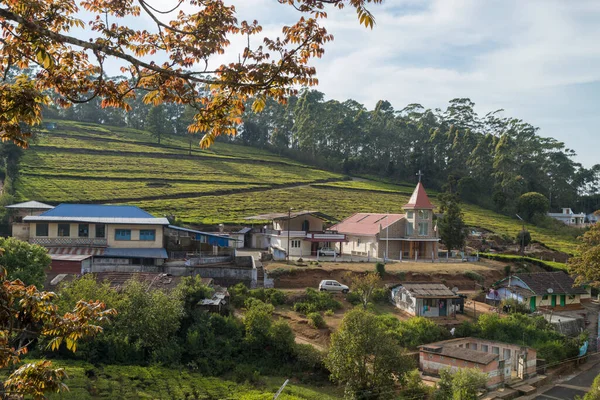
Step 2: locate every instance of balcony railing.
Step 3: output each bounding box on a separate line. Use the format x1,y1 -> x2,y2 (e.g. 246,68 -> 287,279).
30,237 -> 108,247
264,230 -> 346,241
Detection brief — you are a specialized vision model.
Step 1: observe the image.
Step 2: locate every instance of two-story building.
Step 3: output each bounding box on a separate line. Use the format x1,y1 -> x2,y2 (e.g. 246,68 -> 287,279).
245,211 -> 346,259
330,182 -> 440,260
23,204 -> 170,273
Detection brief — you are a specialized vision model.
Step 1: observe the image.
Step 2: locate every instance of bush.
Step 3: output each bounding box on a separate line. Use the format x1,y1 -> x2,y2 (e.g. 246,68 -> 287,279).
232,364 -> 261,384
307,312 -> 326,329
504,265 -> 512,276
501,298 -> 530,314
463,270 -> 484,284
324,309 -> 334,316
229,284 -> 287,308
293,288 -> 342,314
479,253 -> 567,272
346,291 -> 362,306
371,288 -> 390,304
375,262 -> 386,277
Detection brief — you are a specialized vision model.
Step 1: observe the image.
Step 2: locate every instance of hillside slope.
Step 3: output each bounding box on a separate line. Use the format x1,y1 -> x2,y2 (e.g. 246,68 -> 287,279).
15,120 -> 579,254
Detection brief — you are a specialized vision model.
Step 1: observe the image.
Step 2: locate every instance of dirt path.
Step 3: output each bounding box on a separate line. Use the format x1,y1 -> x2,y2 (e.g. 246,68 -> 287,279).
294,335 -> 327,352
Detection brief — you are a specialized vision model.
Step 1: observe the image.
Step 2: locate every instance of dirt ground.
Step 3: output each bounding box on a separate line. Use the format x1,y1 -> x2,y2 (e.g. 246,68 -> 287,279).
265,259 -> 517,290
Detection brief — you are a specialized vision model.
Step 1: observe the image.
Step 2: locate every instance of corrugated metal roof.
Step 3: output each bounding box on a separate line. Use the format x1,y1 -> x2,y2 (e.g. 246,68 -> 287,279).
238,227 -> 252,234
167,225 -> 235,240
41,204 -> 156,218
5,200 -> 54,209
330,213 -> 405,236
400,282 -> 459,298
245,210 -> 336,221
47,247 -> 105,256
24,216 -> 170,225
503,272 -> 588,296
102,247 -> 168,259
50,254 -> 93,261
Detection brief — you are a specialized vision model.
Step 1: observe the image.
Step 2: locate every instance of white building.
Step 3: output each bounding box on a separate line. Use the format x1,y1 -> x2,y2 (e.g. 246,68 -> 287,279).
246,211 -> 346,259
547,208 -> 586,227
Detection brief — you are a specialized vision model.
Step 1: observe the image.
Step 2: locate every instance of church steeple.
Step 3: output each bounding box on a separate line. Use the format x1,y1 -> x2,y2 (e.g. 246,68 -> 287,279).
403,181 -> 435,210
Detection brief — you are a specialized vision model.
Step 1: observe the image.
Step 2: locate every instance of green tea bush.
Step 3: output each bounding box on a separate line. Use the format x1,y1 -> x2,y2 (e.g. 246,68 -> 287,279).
307,312 -> 326,329
371,288 -> 390,304
463,270 -> 484,284
375,262 -> 386,277
293,288 -> 342,314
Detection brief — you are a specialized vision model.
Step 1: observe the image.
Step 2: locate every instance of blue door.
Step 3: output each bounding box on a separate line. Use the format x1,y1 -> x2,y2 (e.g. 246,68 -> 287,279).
439,299 -> 447,316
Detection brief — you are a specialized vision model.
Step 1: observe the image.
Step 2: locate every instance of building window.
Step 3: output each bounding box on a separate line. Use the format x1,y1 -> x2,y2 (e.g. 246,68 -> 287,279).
568,295 -> 576,300
78,224 -> 89,238
407,211 -> 414,219
357,238 -> 362,246
96,224 -> 106,238
406,224 -> 414,235
503,349 -> 511,360
482,345 -> 489,352
115,229 -> 131,241
542,295 -> 548,300
36,223 -> 49,237
418,222 -> 429,236
291,239 -> 301,248
492,346 -> 499,355
470,343 -> 477,350
58,223 -> 70,237
139,229 -> 156,241
418,210 -> 429,219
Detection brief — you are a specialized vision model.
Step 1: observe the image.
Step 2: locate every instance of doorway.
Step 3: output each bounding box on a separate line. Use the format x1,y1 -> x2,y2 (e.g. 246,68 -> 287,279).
439,299 -> 447,316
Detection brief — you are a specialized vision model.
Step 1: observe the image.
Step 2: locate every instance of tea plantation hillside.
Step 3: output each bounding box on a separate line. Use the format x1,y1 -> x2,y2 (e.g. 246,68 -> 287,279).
15,120 -> 579,254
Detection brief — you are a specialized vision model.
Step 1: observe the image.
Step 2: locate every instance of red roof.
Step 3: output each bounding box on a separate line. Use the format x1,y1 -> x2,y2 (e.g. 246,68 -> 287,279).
330,213 -> 405,236
404,182 -> 435,209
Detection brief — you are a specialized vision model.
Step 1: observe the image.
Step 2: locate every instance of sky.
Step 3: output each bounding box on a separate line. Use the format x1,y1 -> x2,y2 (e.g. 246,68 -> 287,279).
102,0 -> 600,167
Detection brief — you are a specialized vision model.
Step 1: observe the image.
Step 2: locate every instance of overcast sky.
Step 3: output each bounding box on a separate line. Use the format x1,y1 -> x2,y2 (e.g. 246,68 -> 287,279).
104,0 -> 600,167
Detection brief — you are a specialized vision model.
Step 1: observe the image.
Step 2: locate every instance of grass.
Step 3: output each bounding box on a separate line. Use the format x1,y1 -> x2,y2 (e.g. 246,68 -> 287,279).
17,120 -> 581,254
478,253 -> 568,272
17,360 -> 342,400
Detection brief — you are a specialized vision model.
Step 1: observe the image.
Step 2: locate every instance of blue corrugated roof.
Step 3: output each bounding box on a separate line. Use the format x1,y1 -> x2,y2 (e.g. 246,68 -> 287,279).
102,248 -> 168,259
167,225 -> 233,239
42,204 -> 156,218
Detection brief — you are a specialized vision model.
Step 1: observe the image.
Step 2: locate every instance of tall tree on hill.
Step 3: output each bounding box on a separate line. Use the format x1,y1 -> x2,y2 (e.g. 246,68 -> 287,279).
146,105 -> 168,145
438,193 -> 467,253
569,223 -> 600,286
517,192 -> 550,222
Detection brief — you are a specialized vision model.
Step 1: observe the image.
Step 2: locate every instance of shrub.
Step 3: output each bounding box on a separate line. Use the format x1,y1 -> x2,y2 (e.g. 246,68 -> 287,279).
375,262 -> 386,277
346,291 -> 362,306
293,288 -> 342,314
307,312 -> 326,329
504,265 -> 512,276
267,268 -> 290,278
232,364 -> 261,384
463,270 -> 484,284
324,309 -> 334,317
371,288 -> 390,304
229,283 -> 249,308
501,298 -> 530,314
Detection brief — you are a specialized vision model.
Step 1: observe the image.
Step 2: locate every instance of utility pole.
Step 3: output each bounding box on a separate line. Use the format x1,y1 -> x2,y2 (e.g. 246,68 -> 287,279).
516,214 -> 525,256
385,212 -> 389,263
287,207 -> 292,263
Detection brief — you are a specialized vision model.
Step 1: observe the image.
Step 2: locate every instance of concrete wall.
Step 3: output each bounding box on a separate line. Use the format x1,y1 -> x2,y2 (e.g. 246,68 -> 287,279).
270,236 -> 311,257
11,223 -> 30,241
339,234 -> 378,256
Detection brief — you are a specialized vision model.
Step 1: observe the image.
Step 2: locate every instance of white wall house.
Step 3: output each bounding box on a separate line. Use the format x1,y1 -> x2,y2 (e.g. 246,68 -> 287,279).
548,208 -> 586,227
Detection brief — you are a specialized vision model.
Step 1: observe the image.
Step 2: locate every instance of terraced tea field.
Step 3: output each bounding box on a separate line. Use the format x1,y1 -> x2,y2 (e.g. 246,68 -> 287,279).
15,120 -> 580,254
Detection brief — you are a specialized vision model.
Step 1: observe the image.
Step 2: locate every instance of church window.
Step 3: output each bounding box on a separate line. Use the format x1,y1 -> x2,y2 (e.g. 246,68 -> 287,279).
418,222 -> 428,236
407,211 -> 414,219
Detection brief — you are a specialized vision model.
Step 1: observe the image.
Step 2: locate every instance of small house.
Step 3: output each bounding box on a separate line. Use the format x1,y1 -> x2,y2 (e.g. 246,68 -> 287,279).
547,208 -> 586,227
390,282 -> 461,317
5,200 -> 55,240
419,337 -> 537,389
491,272 -> 590,312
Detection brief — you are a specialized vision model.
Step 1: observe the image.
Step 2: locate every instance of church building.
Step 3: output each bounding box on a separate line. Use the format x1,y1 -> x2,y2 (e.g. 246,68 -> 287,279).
331,181 -> 440,260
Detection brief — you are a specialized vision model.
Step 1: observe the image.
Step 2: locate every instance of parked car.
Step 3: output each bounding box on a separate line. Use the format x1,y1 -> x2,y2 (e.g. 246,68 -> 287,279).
318,247 -> 338,257
319,280 -> 349,293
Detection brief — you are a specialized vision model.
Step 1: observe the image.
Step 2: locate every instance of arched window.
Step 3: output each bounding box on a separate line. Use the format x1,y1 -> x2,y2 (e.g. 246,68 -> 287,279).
302,219 -> 310,232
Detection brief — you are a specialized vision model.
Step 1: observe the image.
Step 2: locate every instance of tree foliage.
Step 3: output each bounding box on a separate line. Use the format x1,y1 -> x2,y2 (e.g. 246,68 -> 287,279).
517,192 -> 550,222
0,237 -> 50,288
326,308 -> 413,399
348,272 -> 381,309
434,368 -> 487,400
569,223 -> 600,286
438,194 -> 467,252
1,271 -> 115,399
0,0 -> 381,147
516,230 -> 532,254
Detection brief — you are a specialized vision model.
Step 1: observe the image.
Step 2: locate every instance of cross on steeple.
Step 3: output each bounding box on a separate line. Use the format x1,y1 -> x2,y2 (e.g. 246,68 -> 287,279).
416,170 -> 424,182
